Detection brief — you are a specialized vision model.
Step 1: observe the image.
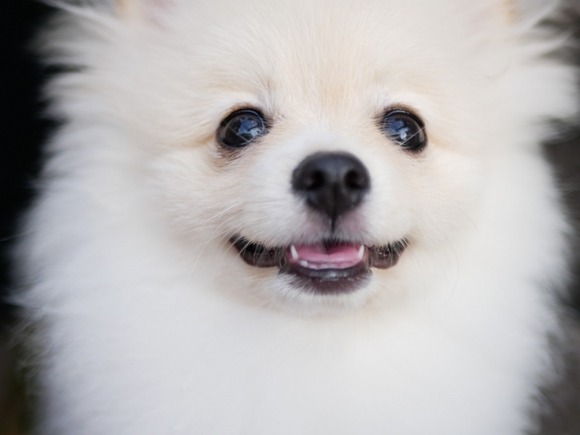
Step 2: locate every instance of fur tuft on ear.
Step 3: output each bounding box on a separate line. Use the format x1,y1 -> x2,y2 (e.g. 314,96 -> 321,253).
501,0 -> 562,28
116,0 -> 135,17
115,0 -> 173,20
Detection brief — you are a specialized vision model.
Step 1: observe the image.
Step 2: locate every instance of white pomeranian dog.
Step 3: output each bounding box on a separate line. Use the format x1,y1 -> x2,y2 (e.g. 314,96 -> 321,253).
16,0 -> 578,433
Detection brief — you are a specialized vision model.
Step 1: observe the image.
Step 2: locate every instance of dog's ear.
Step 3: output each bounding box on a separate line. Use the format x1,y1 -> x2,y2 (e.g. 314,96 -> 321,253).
116,0 -> 173,21
501,0 -> 559,27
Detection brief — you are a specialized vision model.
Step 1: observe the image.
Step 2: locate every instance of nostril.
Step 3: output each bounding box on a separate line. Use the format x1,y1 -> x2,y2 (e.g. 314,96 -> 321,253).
305,169 -> 326,191
344,168 -> 368,190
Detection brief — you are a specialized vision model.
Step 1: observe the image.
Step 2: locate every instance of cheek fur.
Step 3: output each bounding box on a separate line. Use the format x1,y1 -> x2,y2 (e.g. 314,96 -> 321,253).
410,149 -> 486,245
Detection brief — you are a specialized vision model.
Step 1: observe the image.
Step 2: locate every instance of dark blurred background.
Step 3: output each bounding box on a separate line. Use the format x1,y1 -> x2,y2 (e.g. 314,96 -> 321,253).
1,1 -> 52,433
0,1 -> 579,434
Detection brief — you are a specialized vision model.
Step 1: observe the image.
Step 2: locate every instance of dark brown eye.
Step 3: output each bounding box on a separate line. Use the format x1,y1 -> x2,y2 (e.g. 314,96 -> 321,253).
381,109 -> 427,152
217,109 -> 267,149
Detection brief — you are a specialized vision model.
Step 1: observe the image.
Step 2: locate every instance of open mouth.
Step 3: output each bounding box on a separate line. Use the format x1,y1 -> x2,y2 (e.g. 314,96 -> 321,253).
230,237 -> 407,294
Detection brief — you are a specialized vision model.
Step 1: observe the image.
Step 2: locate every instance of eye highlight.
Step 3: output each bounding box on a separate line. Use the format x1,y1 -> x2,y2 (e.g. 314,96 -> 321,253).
380,109 -> 427,152
218,109 -> 267,149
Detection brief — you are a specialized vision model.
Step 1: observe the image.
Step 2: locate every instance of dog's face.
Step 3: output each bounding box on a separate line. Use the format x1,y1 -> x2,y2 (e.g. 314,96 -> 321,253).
96,0 -> 557,313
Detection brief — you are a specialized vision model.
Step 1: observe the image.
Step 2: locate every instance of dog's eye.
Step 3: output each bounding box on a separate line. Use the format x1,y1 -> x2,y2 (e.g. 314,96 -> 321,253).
381,110 -> 426,152
218,109 -> 267,149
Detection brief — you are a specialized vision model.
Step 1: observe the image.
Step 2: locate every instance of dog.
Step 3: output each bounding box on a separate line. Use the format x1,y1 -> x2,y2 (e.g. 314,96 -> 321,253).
15,0 -> 578,433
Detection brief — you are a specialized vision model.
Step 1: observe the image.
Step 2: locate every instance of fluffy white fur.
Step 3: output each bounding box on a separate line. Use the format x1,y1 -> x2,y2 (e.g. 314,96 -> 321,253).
17,0 -> 577,433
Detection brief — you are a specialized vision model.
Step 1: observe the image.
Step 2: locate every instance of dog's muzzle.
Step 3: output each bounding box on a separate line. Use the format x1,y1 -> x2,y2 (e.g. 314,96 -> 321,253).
229,152 -> 407,295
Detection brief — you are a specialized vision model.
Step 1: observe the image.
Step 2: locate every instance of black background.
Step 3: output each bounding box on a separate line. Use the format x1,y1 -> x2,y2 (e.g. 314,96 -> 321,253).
0,1 -> 579,433
2,2 -> 54,431
1,1 -> 52,327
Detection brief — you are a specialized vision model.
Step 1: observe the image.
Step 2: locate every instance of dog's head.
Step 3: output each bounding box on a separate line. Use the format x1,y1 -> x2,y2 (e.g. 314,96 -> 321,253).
48,0 -> 576,314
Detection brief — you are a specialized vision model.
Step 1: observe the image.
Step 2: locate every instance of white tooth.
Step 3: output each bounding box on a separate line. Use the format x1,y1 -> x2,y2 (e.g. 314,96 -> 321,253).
299,260 -> 310,268
357,245 -> 365,260
290,245 -> 299,261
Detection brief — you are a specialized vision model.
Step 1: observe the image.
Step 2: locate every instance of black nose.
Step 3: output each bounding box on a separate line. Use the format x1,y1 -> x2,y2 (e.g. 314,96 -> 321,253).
292,152 -> 370,223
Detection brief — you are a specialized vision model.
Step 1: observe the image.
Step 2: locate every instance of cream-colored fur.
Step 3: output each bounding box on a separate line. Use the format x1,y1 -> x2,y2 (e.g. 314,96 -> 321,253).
18,0 -> 577,433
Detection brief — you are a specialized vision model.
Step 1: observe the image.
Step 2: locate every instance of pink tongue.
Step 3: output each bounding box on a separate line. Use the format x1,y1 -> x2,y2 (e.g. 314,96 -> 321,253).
290,243 -> 364,269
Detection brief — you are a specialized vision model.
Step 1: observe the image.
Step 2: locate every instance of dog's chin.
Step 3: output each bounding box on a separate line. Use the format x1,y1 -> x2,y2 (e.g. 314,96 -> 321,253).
230,236 -> 407,296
